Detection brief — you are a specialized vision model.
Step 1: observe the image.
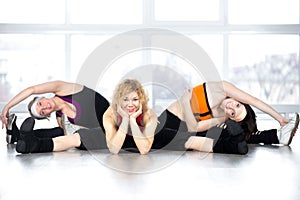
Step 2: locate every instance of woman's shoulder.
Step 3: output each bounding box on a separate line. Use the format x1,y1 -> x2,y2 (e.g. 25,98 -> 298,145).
103,106 -> 114,117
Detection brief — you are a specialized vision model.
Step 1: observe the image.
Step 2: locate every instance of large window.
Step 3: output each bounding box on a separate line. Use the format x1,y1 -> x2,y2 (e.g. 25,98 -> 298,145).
228,35 -> 299,104
0,0 -> 299,113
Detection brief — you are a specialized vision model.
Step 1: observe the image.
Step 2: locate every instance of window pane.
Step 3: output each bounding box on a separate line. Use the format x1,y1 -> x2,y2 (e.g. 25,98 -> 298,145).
228,35 -> 299,104
0,0 -> 65,24
155,0 -> 220,21
0,34 -> 65,103
70,0 -> 142,24
189,35 -> 223,76
228,0 -> 299,24
71,35 -> 113,82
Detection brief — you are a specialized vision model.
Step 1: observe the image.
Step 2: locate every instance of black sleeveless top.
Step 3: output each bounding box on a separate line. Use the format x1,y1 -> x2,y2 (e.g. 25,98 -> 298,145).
55,86 -> 110,129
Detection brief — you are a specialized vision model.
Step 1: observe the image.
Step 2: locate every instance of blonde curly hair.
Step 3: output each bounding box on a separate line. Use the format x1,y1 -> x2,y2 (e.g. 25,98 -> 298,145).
111,79 -> 149,118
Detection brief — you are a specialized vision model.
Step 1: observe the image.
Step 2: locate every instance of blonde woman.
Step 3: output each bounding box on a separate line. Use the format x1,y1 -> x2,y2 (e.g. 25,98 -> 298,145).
103,79 -> 158,155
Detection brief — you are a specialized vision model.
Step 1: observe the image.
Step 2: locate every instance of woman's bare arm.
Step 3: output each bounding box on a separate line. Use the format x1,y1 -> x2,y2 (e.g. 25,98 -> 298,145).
222,80 -> 287,125
130,109 -> 157,154
1,80 -> 81,128
103,107 -> 128,154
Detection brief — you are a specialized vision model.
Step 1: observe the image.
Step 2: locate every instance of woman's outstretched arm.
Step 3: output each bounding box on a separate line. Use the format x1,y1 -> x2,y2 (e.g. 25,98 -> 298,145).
222,80 -> 288,126
1,80 -> 81,128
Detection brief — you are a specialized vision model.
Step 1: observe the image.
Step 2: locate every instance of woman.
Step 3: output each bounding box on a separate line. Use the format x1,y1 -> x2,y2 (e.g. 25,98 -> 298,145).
151,81 -> 299,154
103,79 -> 158,155
0,80 -> 110,152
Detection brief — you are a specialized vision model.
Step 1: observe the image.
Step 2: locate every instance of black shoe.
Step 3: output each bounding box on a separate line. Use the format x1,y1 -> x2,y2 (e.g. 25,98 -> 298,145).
225,119 -> 244,136
16,117 -> 54,154
6,114 -> 20,144
19,117 -> 35,133
209,120 -> 248,155
16,117 -> 36,154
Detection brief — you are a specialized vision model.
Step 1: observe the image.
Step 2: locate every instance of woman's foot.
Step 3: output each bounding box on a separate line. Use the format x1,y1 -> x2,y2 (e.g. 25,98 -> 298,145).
61,114 -> 81,135
277,113 -> 299,145
6,114 -> 20,144
16,117 -> 37,153
16,117 -> 54,154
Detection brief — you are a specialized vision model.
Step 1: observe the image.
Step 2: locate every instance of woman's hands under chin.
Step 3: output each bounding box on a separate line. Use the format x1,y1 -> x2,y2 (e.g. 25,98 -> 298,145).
130,104 -> 142,120
117,105 -> 129,120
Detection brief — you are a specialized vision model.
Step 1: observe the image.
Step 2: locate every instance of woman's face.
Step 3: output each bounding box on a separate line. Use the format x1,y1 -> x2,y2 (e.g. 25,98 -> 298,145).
121,91 -> 140,116
221,98 -> 247,122
35,98 -> 55,117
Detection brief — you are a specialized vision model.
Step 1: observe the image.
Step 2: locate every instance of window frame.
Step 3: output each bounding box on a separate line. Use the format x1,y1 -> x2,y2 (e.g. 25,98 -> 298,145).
0,0 -> 299,114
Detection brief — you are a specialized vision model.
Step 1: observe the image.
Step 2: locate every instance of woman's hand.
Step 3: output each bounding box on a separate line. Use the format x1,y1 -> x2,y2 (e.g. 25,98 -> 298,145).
130,104 -> 142,120
279,116 -> 289,127
1,109 -> 9,129
117,105 -> 129,120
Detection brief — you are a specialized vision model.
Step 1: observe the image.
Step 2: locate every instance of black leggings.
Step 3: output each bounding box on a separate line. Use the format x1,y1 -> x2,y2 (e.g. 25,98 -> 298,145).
33,127 -> 64,138
153,110 -> 248,154
152,110 -> 195,151
100,110 -> 195,151
247,129 -> 279,144
77,127 -> 107,150
32,126 -> 107,150
198,123 -> 248,155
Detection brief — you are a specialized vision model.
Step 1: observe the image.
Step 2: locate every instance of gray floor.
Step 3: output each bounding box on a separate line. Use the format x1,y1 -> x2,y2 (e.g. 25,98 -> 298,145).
0,114 -> 300,200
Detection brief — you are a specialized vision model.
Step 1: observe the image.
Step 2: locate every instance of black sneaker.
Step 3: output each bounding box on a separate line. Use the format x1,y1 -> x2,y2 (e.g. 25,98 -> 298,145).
19,117 -> 35,133
16,117 -> 36,154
